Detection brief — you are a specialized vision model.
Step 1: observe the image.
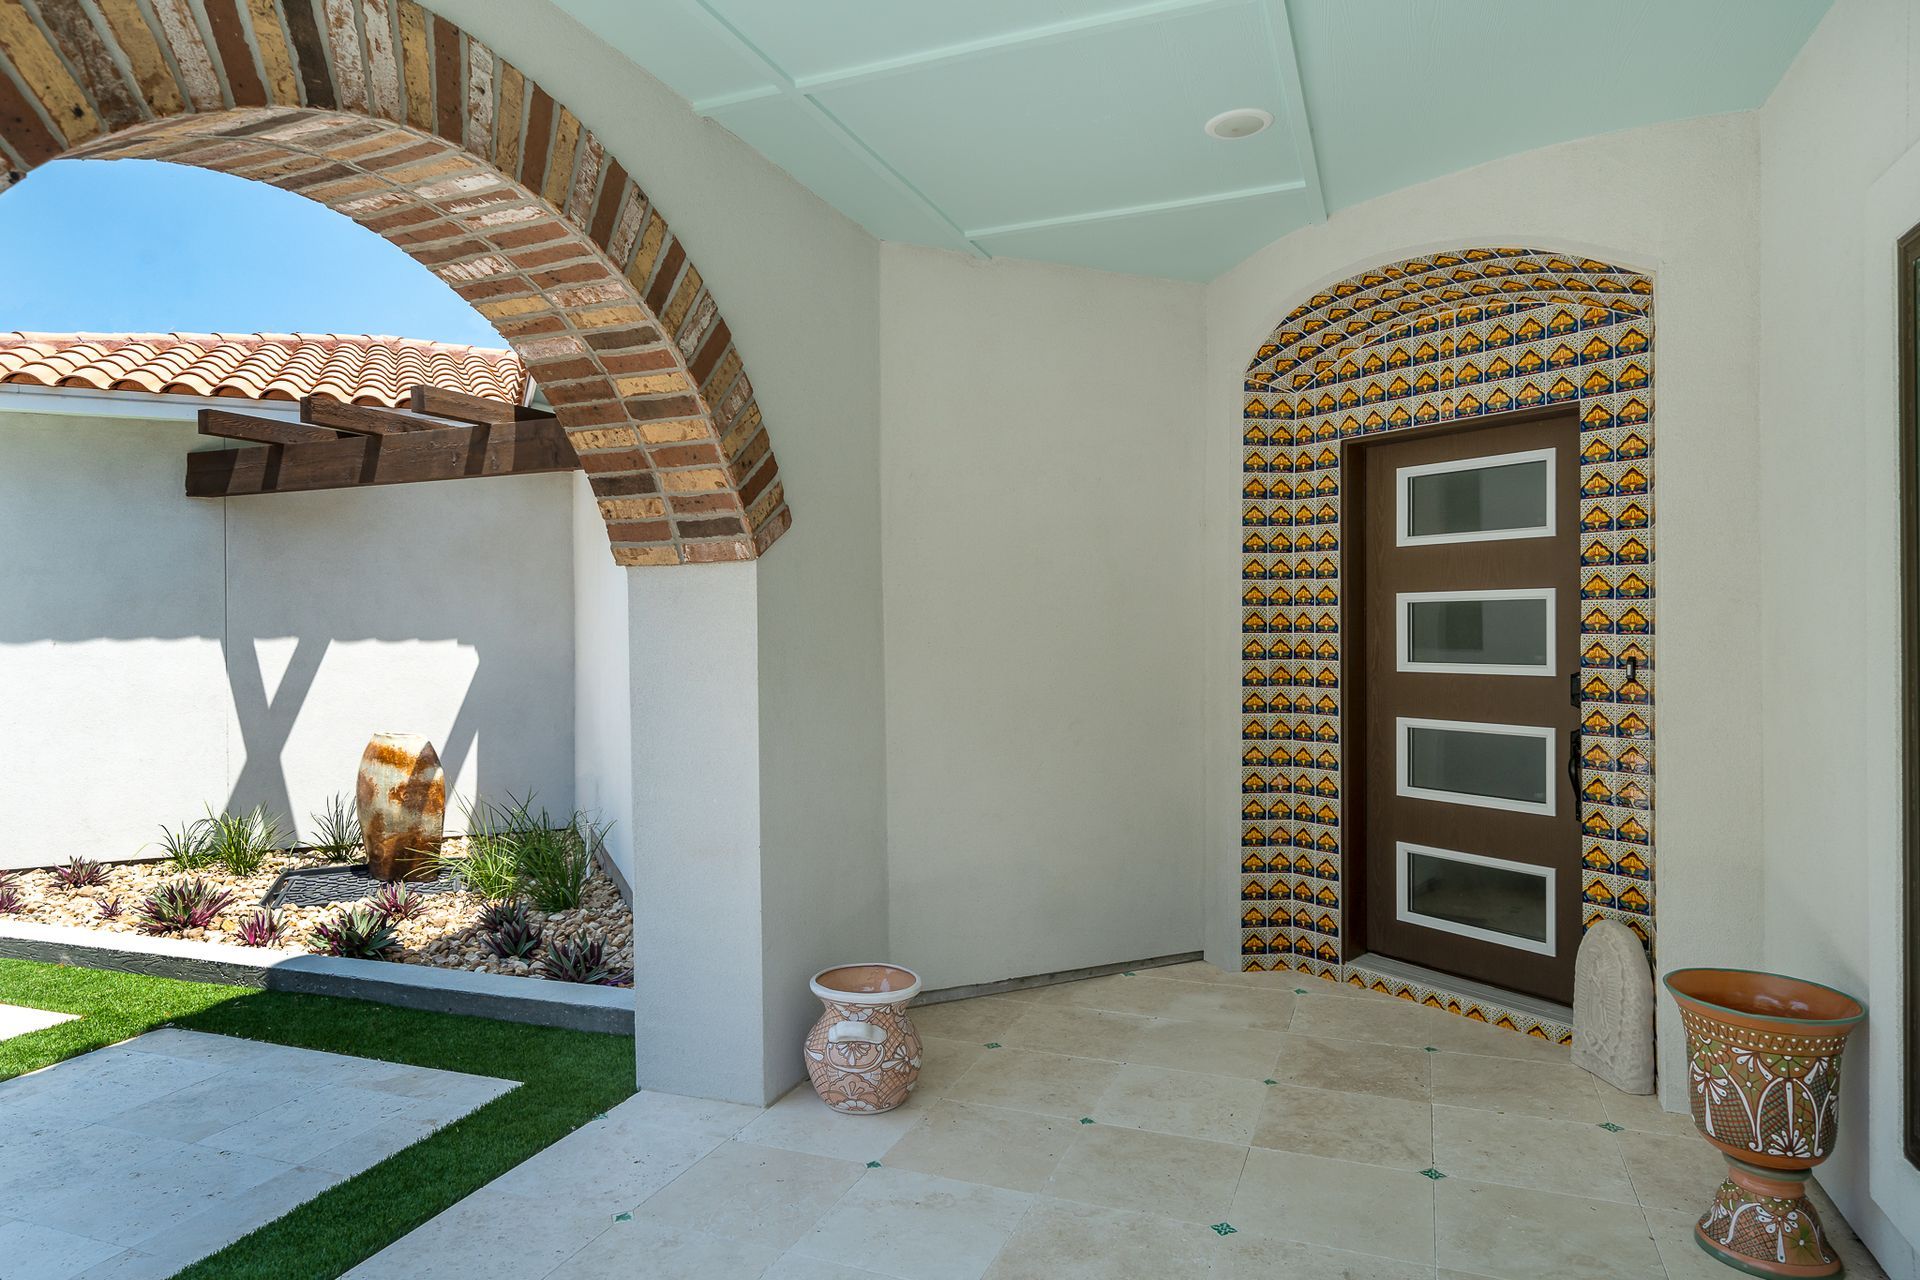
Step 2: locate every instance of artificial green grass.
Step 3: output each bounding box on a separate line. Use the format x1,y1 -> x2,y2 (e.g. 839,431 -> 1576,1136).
0,959 -> 635,1280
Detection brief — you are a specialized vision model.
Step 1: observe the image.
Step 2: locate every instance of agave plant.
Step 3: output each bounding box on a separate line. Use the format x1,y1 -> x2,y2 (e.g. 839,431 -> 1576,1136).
137,877 -> 234,935
96,895 -> 123,922
308,905 -> 398,959
202,805 -> 282,877
371,881 -> 429,922
306,794 -> 364,863
536,934 -> 629,986
0,872 -> 23,916
53,856 -> 109,889
234,907 -> 284,947
479,899 -> 541,960
154,818 -> 213,872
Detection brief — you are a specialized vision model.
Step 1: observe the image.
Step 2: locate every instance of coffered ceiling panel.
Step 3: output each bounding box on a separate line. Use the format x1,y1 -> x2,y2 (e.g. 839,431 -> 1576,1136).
551,0 -> 1833,282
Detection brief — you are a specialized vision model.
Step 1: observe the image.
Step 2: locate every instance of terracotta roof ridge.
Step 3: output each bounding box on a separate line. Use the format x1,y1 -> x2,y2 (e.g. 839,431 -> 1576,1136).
0,330 -> 515,357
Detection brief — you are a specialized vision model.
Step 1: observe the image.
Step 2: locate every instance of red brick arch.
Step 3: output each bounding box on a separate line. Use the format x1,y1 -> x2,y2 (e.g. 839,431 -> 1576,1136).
0,0 -> 786,565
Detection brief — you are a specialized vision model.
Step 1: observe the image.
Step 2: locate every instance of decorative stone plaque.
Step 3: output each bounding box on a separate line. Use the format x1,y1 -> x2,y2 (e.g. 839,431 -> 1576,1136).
1572,920 -> 1655,1094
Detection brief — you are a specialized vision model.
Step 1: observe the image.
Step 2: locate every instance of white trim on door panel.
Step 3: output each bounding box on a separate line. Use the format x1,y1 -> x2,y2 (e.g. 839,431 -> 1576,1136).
1395,717 -> 1557,816
1395,587 -> 1557,677
1395,447 -> 1556,546
1395,841 -> 1557,957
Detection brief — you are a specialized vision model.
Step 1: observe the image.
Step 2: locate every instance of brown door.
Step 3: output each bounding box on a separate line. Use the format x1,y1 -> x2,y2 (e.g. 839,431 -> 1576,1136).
1353,413 -> 1581,1005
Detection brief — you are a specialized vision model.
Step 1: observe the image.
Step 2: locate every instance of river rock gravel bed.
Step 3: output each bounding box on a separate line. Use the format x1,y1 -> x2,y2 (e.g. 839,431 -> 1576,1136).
0,850 -> 632,985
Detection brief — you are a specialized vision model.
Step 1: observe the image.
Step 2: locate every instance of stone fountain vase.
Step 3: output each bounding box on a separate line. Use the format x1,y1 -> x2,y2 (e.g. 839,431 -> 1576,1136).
804,964 -> 922,1114
1664,968 -> 1866,1278
355,733 -> 446,882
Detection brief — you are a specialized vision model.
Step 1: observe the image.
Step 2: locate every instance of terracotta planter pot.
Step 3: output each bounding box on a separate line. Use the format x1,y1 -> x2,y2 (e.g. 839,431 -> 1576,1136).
1663,967 -> 1866,1278
804,964 -> 922,1114
355,733 -> 446,882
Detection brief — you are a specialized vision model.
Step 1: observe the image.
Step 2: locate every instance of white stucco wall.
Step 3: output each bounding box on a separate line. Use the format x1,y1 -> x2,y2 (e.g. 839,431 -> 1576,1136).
435,0 -> 890,1101
1203,112 -> 1766,1110
1755,0 -> 1920,1269
0,395 -> 576,870
571,473 -> 633,884
877,244 -> 1208,988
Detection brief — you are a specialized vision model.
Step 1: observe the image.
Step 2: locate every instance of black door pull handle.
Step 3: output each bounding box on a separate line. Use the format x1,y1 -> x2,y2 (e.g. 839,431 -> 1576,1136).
1566,729 -> 1581,795
1568,671 -> 1580,708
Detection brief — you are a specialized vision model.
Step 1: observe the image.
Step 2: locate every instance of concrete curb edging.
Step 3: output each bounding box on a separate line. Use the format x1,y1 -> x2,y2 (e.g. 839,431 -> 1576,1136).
0,921 -> 633,1036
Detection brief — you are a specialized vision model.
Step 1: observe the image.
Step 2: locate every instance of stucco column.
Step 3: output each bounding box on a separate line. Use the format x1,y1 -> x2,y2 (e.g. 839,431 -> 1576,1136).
623,559 -> 771,1103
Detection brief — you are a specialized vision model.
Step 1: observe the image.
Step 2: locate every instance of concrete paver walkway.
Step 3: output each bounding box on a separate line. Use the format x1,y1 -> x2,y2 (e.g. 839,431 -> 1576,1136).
0,1027 -> 514,1280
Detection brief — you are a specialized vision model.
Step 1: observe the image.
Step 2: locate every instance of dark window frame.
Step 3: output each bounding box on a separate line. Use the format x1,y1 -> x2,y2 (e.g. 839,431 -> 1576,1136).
1899,221 -> 1920,1170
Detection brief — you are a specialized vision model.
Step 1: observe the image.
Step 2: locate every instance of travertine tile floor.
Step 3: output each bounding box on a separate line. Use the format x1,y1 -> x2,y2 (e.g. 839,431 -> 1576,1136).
348,963 -> 1887,1280
0,1028 -> 516,1280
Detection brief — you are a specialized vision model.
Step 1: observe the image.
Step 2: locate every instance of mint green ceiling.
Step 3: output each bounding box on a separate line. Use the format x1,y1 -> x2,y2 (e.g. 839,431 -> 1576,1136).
552,0 -> 1831,282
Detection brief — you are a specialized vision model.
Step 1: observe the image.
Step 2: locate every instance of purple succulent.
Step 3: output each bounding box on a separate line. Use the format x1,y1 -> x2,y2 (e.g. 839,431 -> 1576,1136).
96,895 -> 124,921
235,907 -> 284,947
536,934 -> 629,985
137,877 -> 234,935
0,873 -> 23,916
371,881 -> 429,922
53,856 -> 109,889
308,906 -> 398,959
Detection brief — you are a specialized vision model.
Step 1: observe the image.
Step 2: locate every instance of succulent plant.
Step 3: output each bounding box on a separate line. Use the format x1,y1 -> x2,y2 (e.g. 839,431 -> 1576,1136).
371,881 -> 429,922
536,934 -> 629,985
53,856 -> 109,889
137,877 -> 235,935
308,905 -> 398,959
476,898 -> 529,933
479,899 -> 541,959
0,872 -> 23,916
96,895 -> 123,921
235,907 -> 284,947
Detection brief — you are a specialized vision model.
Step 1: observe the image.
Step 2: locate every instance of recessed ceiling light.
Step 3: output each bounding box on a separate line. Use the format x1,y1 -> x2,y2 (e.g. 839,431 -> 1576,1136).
1205,108 -> 1273,141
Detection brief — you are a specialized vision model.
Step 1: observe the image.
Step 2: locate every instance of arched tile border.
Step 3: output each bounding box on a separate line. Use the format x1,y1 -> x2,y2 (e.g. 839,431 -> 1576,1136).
1238,247 -> 1655,1042
0,0 -> 786,564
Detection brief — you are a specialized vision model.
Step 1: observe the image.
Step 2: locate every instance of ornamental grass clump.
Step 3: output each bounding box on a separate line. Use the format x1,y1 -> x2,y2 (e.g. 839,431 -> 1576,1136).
307,794 -> 363,863
479,899 -> 541,960
308,905 -> 398,959
138,878 -> 234,935
432,793 -> 609,911
154,819 -> 213,872
372,881 -> 429,922
235,907 -> 284,948
537,935 -> 628,986
203,805 -> 282,877
53,856 -> 109,889
507,800 -> 605,914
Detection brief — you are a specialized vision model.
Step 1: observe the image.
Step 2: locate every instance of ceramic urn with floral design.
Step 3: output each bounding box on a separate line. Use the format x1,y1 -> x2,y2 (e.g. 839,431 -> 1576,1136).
1663,968 -> 1866,1278
804,964 -> 922,1114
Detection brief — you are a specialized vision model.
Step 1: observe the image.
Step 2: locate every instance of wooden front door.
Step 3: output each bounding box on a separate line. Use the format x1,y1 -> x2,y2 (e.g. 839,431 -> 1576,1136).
1351,412 -> 1582,1004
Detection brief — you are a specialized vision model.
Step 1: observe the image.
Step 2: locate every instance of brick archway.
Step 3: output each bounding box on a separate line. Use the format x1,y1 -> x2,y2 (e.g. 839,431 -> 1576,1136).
0,0 -> 785,565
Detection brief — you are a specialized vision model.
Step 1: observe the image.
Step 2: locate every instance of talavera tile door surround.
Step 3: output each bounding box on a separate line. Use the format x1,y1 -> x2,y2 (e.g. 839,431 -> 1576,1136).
1239,247 -> 1655,1043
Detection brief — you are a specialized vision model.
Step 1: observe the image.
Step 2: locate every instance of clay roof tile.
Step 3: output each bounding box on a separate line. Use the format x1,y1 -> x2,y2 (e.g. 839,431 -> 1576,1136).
0,332 -> 527,408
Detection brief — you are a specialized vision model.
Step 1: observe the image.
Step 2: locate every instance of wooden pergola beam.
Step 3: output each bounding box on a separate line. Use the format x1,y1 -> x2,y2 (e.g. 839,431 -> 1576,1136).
185,418 -> 579,498
410,384 -> 551,425
198,407 -> 340,446
300,395 -> 445,435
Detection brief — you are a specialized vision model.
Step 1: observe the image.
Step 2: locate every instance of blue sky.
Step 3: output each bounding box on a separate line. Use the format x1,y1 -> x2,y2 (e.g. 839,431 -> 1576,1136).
0,159 -> 503,346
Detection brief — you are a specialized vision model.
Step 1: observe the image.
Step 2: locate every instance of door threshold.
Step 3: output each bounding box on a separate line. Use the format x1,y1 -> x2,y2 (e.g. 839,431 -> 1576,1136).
1344,952 -> 1574,1026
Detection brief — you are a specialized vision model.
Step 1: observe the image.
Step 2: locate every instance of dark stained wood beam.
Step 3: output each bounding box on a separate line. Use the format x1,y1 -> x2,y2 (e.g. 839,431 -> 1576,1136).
409,384 -> 552,426
300,395 -> 445,435
185,419 -> 579,498
198,407 -> 341,446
